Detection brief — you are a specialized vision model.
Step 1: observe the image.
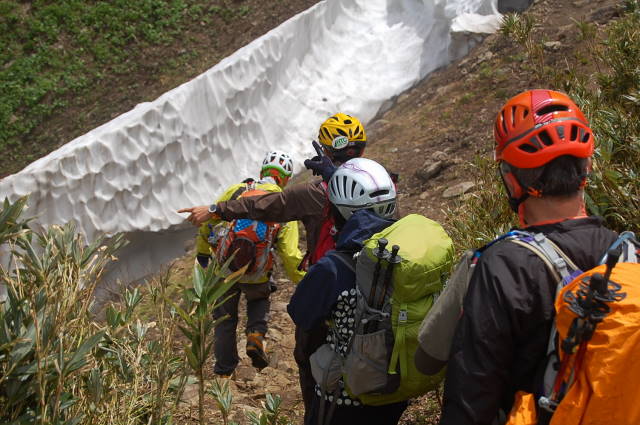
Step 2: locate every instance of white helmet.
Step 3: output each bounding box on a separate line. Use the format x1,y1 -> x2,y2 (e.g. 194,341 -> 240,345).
328,158 -> 396,220
261,151 -> 294,177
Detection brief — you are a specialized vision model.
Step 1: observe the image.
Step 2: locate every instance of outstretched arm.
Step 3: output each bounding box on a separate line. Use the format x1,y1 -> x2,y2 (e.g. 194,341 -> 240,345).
217,181 -> 325,223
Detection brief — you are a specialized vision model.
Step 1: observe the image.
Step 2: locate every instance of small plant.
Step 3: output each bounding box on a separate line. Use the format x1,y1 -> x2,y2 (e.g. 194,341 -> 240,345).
210,377 -> 237,425
172,262 -> 243,424
499,12 -> 545,80
246,394 -> 292,425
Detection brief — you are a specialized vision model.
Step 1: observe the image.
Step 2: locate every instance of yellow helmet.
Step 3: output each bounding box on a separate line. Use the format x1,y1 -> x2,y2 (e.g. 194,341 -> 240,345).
317,113 -> 367,162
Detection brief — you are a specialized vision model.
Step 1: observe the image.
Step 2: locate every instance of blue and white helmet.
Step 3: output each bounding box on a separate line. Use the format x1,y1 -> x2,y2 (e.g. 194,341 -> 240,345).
328,158 -> 396,220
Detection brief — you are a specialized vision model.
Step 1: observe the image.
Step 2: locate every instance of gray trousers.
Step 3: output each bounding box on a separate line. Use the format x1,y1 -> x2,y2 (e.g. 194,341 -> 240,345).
213,281 -> 271,375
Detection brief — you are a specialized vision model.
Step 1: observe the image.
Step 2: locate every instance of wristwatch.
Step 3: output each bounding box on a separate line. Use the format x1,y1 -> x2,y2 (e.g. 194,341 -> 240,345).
208,204 -> 218,214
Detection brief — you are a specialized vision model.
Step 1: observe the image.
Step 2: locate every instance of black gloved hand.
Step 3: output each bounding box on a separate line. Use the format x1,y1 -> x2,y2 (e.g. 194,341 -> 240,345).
304,155 -> 337,183
196,254 -> 211,268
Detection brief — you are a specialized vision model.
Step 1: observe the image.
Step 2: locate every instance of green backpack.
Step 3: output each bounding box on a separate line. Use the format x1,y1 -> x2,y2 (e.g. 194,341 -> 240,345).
309,214 -> 454,406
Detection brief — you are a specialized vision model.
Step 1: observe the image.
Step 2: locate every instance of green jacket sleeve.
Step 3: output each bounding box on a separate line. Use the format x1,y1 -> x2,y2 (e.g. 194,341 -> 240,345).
275,220 -> 306,284
196,183 -> 245,256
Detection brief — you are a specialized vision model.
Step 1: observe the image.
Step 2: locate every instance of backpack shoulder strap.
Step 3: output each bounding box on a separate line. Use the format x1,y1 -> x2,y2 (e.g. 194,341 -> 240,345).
326,250 -> 356,273
599,231 -> 640,264
229,184 -> 250,201
508,231 -> 580,287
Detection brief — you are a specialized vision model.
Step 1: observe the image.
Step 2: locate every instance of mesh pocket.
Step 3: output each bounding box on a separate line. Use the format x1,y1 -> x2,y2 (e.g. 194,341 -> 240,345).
344,329 -> 389,396
310,343 -> 343,393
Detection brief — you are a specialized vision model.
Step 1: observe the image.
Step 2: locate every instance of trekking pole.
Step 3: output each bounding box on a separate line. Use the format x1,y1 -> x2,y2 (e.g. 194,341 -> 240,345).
370,245 -> 401,333
377,245 -> 401,310
365,238 -> 388,333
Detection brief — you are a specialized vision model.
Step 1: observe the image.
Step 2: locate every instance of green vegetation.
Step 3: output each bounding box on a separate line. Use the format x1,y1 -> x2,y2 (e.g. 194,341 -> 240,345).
448,0 -> 640,249
0,0 -> 250,167
0,196 -> 290,424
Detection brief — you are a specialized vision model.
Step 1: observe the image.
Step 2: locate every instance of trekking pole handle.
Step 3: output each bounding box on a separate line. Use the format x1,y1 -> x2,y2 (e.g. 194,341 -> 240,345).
603,245 -> 622,284
376,238 -> 389,258
389,245 -> 401,263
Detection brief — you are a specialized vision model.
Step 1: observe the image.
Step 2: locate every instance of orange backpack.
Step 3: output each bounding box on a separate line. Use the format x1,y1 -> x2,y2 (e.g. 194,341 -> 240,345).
209,181 -> 281,281
506,232 -> 640,425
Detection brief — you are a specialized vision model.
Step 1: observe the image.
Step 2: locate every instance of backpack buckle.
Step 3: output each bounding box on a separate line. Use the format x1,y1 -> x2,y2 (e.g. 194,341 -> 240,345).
399,310 -> 408,323
538,396 -> 558,413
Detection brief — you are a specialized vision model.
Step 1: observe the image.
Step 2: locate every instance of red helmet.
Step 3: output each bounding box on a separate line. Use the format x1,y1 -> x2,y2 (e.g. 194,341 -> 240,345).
494,90 -> 594,168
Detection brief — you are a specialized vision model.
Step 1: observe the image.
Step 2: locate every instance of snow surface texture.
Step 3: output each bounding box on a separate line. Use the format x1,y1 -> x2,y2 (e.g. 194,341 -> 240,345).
0,0 -> 500,290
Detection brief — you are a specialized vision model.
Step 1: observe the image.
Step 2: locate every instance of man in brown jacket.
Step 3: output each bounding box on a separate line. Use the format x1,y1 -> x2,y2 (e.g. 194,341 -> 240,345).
179,113 -> 369,421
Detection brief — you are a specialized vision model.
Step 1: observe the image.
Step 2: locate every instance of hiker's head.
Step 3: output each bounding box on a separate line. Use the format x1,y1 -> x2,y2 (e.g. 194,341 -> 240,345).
494,90 -> 594,224
317,113 -> 367,165
328,158 -> 396,226
260,151 -> 294,188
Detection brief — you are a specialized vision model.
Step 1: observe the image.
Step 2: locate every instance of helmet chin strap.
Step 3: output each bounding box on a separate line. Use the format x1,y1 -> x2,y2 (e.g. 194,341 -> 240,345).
500,167 -> 533,227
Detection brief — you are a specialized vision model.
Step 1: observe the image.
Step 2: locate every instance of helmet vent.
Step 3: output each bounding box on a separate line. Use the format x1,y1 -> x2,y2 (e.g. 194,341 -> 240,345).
342,175 -> 349,198
539,130 -> 553,147
344,119 -> 352,124
519,143 -> 539,154
570,125 -> 579,141
511,106 -> 517,124
370,189 -> 389,198
537,104 -> 569,116
501,111 -> 508,134
388,203 -> 396,215
523,109 -> 529,118
556,126 -> 565,140
337,128 -> 348,137
350,181 -> 357,197
581,130 -> 591,143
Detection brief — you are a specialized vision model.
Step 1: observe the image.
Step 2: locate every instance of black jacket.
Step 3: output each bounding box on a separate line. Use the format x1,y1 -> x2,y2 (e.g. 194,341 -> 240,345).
439,217 -> 617,425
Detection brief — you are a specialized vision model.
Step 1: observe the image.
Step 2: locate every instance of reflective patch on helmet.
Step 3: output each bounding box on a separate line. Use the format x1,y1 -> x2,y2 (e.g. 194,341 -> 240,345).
332,136 -> 349,149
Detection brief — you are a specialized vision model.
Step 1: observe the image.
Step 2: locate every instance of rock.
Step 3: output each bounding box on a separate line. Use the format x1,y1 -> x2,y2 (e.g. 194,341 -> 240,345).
419,192 -> 429,200
476,51 -> 494,65
388,147 -> 399,153
413,148 -> 421,153
543,41 -> 562,51
436,83 -> 455,97
589,5 -> 618,24
180,383 -> 199,406
398,93 -> 410,104
268,328 -> 283,341
571,0 -> 589,7
442,181 -> 475,198
415,161 -> 444,182
272,301 -> 288,312
432,151 -> 448,162
235,365 -> 256,382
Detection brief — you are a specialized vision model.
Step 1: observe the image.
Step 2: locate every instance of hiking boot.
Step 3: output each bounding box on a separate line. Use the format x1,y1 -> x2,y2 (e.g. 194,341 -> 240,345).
246,331 -> 269,370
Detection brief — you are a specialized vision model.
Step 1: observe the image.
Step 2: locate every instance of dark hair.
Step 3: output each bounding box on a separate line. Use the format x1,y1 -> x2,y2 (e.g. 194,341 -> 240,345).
509,155 -> 589,197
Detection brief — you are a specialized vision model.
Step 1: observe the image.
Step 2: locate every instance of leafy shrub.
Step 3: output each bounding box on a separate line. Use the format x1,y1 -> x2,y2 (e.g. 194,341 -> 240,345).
0,196 -> 293,424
